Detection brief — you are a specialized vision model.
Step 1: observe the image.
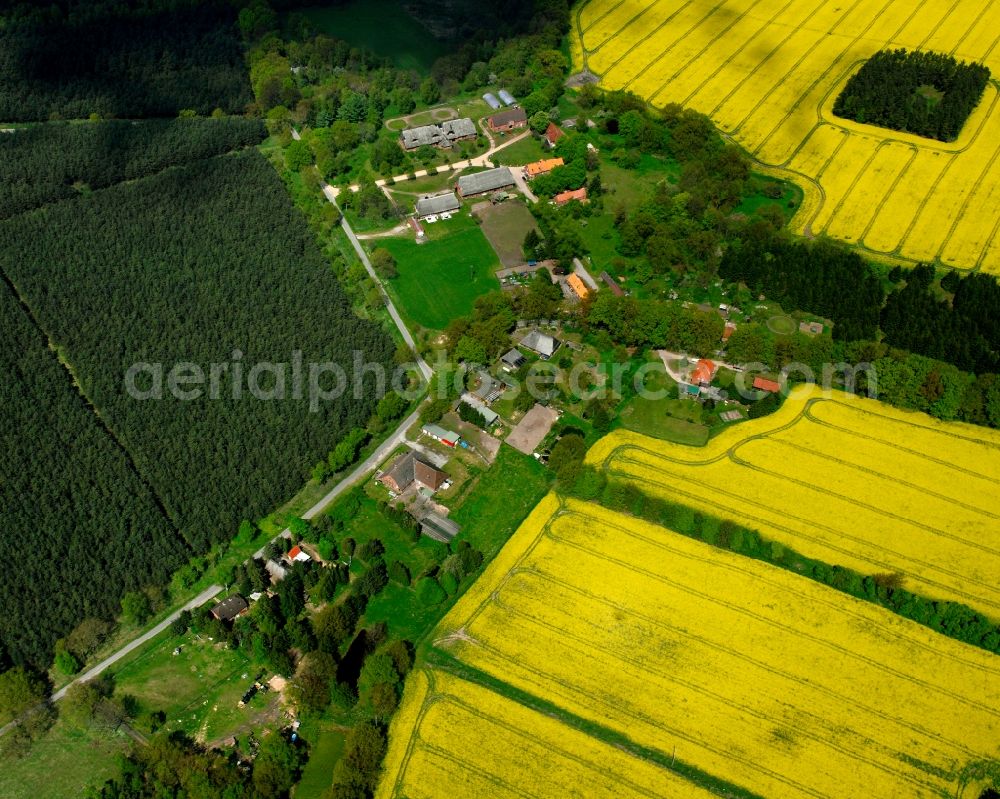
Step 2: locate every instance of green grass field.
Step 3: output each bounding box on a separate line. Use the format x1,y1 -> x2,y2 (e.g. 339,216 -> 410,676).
475,200 -> 539,267
492,135 -> 549,166
297,1 -> 447,72
379,219 -> 500,330
110,628 -> 257,741
0,721 -> 125,799
617,364 -> 711,446
451,446 -> 552,560
296,725 -> 346,799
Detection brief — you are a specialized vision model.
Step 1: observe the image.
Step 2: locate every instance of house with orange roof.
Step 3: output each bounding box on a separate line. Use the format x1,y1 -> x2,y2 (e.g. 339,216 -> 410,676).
690,359 -> 717,385
566,272 -> 591,300
523,157 -> 563,179
554,187 -> 588,206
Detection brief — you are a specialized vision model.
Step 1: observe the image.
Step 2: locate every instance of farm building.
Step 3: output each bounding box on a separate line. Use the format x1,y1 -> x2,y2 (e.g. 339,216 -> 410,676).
521,330 -> 559,359
415,191 -> 460,219
286,545 -> 310,563
461,394 -> 499,425
440,118 -> 477,142
422,424 -> 461,447
421,512 -> 461,542
600,271 -> 624,296
483,92 -> 502,110
211,595 -> 248,623
380,451 -> 448,494
400,118 -> 476,150
401,124 -> 443,149
723,322 -> 737,342
487,107 -> 527,132
753,376 -> 782,393
544,122 -> 565,148
473,371 -> 506,404
498,89 -> 516,106
457,166 -> 515,197
524,158 -> 564,179
554,187 -> 588,206
566,273 -> 591,300
501,348 -> 526,372
691,359 -> 717,385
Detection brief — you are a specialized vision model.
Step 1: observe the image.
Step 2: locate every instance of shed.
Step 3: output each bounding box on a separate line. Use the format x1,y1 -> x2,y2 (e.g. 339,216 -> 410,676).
483,92 -> 502,110
753,376 -> 782,393
457,167 -> 515,197
421,512 -> 461,542
521,330 -> 559,359
422,424 -> 460,447
415,191 -> 460,218
461,394 -> 499,425
501,348 -> 526,371
498,89 -> 516,106
600,271 -> 624,296
211,595 -> 248,622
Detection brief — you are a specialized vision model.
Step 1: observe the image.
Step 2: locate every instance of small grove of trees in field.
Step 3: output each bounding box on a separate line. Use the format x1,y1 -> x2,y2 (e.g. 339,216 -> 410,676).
833,49 -> 990,141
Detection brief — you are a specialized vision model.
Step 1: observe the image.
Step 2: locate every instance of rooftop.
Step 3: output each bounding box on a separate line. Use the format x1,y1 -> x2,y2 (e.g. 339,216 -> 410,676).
457,166 -> 515,196
488,107 -> 527,127
415,191 -> 460,217
521,330 -> 559,357
555,187 -> 588,205
524,158 -> 564,178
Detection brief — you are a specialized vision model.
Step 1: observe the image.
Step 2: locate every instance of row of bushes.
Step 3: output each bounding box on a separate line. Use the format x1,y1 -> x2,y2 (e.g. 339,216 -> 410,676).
562,468 -> 1000,656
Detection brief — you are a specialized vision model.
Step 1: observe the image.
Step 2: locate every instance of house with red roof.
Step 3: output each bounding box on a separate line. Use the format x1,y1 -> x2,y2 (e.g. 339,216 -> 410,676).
287,545 -> 311,563
753,376 -> 781,393
543,122 -> 565,148
690,359 -> 717,385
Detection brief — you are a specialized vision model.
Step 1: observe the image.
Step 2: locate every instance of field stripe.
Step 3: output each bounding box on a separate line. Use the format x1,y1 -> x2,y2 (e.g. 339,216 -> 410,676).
606,452 -> 1000,614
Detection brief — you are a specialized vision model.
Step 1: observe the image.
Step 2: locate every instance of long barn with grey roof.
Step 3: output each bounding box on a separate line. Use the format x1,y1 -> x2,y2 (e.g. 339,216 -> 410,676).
456,166 -> 515,197
415,191 -> 460,218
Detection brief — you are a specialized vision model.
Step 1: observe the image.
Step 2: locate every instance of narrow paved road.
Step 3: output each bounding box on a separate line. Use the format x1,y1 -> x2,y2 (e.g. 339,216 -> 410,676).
52,585 -> 224,702
0,584 -> 223,738
324,181 -> 433,384
301,407 -> 420,520
572,257 -> 600,290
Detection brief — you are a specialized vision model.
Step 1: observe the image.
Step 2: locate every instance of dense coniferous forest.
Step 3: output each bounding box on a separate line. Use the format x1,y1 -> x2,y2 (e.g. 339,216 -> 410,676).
719,228 -> 885,340
0,150 -> 395,554
833,49 -> 990,141
0,1 -> 251,121
881,265 -> 1000,373
0,280 -> 185,669
0,118 -> 265,219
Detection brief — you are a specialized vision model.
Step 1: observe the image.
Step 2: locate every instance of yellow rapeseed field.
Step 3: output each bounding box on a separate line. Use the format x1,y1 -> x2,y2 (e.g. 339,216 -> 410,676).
382,495 -> 1000,799
572,0 -> 1000,272
376,667 -> 719,799
588,385 -> 1000,618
